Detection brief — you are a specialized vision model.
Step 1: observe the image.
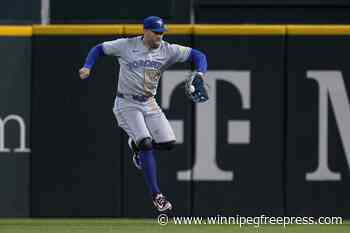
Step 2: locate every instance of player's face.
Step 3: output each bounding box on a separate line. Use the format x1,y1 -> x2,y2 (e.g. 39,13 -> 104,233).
144,29 -> 164,49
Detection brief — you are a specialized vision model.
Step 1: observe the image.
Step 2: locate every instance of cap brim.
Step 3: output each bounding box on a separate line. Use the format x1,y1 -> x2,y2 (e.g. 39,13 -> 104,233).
151,28 -> 167,33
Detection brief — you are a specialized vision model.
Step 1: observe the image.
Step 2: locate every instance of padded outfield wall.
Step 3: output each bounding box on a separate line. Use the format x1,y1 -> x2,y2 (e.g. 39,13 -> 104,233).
0,25 -> 349,217
0,27 -> 32,217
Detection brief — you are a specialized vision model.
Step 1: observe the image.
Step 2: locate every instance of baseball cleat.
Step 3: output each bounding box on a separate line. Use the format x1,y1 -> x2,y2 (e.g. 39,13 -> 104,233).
128,138 -> 142,170
153,193 -> 172,212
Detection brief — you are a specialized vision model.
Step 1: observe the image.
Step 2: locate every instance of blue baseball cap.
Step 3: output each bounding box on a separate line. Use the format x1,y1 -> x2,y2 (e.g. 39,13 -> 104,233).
143,16 -> 167,33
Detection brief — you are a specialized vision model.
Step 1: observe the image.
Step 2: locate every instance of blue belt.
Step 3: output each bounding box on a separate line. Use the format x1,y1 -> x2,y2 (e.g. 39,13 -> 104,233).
117,92 -> 151,102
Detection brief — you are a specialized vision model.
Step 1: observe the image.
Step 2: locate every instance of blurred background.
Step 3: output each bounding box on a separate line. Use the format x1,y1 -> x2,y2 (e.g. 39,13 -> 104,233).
0,0 -> 350,220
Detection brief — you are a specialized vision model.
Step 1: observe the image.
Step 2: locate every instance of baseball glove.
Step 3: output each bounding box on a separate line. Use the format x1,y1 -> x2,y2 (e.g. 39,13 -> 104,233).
185,72 -> 209,103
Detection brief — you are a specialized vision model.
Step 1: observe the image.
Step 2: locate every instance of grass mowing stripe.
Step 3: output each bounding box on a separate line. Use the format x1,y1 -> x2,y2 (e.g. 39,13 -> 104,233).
0,219 -> 349,233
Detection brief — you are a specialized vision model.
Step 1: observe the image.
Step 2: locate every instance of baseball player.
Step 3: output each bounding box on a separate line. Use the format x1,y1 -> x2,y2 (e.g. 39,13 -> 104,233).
79,16 -> 208,212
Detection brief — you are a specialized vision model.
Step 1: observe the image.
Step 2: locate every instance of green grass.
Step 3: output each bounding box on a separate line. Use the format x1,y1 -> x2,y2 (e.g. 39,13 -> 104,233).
0,219 -> 348,233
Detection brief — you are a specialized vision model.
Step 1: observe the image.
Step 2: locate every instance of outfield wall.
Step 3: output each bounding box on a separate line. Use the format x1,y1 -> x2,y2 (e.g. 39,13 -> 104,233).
0,33 -> 31,217
0,25 -> 349,218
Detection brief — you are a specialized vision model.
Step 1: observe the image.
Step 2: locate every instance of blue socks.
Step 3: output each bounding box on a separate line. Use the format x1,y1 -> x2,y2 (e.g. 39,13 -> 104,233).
139,149 -> 160,195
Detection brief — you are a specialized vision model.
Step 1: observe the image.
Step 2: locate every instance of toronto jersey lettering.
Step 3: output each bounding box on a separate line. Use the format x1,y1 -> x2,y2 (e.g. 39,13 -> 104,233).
102,36 -> 191,96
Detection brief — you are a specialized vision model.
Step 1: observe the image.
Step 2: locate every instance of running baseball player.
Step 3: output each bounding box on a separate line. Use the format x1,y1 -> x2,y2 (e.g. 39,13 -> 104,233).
79,16 -> 208,212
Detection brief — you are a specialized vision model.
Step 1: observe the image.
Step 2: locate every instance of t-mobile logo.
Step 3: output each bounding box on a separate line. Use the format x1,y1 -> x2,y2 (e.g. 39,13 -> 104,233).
0,114 -> 30,153
306,71 -> 350,181
161,71 -> 251,181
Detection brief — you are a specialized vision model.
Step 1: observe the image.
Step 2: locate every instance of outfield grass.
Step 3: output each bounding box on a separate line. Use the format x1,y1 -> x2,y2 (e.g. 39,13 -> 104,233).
0,219 -> 348,233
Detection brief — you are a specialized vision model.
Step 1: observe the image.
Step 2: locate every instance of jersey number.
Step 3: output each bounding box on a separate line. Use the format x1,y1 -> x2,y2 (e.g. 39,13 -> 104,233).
144,69 -> 161,95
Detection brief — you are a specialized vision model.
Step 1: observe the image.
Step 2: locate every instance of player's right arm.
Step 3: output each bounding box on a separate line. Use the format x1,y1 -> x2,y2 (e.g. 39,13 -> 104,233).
79,44 -> 105,80
79,38 -> 126,80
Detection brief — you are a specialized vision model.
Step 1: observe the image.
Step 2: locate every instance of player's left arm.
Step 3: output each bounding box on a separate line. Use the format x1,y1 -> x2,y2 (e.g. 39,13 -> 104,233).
185,48 -> 209,103
186,48 -> 208,77
170,44 -> 208,75
170,44 -> 209,102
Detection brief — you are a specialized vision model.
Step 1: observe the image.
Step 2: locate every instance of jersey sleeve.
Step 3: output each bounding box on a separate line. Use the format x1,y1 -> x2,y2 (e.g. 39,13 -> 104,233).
102,38 -> 127,57
169,44 -> 192,63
